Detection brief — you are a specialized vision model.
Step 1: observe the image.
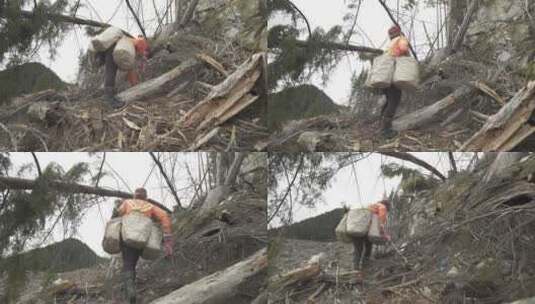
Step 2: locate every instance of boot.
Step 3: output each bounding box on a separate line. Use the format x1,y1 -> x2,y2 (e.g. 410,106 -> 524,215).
122,271 -> 136,304
381,117 -> 398,139
103,87 -> 125,109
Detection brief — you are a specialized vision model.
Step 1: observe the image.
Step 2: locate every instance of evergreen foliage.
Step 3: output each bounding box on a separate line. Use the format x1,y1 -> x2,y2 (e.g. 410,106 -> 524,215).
381,162 -> 439,194
0,0 -> 75,65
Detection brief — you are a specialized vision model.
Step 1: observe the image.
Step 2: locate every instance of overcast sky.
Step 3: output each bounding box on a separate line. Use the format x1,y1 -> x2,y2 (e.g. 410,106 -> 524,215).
272,0 -> 443,104
9,152 -> 203,256
272,152 -> 475,227
31,0 -> 172,82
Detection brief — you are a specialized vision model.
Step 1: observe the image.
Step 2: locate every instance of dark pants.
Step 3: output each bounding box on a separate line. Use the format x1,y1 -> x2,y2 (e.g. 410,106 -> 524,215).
121,242 -> 142,276
96,43 -> 118,95
352,237 -> 373,270
381,86 -> 402,130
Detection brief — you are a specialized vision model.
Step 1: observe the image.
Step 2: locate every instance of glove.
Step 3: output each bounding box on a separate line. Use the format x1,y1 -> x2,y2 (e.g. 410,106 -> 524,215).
163,234 -> 174,257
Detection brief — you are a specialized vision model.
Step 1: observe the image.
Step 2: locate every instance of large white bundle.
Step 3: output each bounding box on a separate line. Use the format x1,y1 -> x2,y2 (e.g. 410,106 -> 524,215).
335,213 -> 352,243
113,37 -> 136,71
393,56 -> 420,90
121,212 -> 152,249
346,208 -> 372,237
102,218 -> 122,254
91,26 -> 123,52
366,53 -> 395,89
142,223 -> 163,260
367,214 -> 386,245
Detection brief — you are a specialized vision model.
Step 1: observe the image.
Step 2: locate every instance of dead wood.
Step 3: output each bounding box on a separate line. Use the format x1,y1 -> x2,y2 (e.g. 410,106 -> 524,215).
0,176 -> 171,213
117,58 -> 201,103
392,85 -> 475,132
180,53 -> 264,131
461,81 -> 535,151
149,248 -> 267,304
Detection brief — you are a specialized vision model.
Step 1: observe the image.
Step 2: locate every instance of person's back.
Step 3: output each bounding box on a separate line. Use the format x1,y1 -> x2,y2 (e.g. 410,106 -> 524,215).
113,188 -> 173,304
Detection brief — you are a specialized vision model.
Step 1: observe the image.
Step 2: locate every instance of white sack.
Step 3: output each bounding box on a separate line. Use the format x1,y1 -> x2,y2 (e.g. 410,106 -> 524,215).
367,214 -> 386,245
346,208 -> 372,237
142,223 -> 163,260
335,213 -> 352,243
121,212 -> 152,249
113,37 -> 136,71
393,56 -> 420,90
366,53 -> 395,89
102,218 -> 122,254
91,26 -> 124,52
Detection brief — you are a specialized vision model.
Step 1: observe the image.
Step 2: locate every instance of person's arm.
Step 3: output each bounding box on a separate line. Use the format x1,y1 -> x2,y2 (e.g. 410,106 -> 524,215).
398,37 -> 410,56
111,200 -> 125,219
150,205 -> 174,256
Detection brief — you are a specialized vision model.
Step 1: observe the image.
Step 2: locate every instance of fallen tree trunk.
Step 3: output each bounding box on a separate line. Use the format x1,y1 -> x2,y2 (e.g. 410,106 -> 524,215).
482,152 -> 528,183
181,53 -> 264,131
0,176 -> 171,213
392,84 -> 474,131
117,59 -> 201,103
149,248 -> 267,304
268,254 -> 324,290
294,40 -> 383,55
16,10 -> 110,28
461,81 -> 535,151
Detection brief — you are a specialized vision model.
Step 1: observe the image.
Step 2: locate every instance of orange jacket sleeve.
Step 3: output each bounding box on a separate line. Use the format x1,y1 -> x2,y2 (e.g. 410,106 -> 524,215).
150,205 -> 172,235
369,203 -> 387,226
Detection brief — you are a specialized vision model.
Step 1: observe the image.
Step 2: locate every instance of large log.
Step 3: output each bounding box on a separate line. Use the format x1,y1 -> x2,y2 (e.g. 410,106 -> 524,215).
149,248 -> 267,304
0,176 -> 171,213
180,53 -> 264,131
461,81 -> 535,151
392,84 -> 474,131
117,59 -> 201,103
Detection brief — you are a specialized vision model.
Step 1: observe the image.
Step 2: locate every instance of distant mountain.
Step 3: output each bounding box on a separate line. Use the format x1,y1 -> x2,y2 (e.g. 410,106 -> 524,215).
268,84 -> 341,130
0,238 -> 106,273
270,208 -> 345,242
0,62 -> 67,104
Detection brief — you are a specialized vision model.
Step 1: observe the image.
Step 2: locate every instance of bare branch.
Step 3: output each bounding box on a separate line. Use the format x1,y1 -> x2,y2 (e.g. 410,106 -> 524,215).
31,152 -> 42,177
378,152 -> 447,181
149,152 -> 183,209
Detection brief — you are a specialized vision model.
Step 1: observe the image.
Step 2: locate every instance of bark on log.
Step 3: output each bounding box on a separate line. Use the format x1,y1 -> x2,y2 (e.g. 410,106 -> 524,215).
0,176 -> 171,213
482,152 -> 528,183
268,254 -> 324,290
149,248 -> 267,304
181,53 -> 264,131
117,59 -> 201,103
392,85 -> 474,131
461,81 -> 535,151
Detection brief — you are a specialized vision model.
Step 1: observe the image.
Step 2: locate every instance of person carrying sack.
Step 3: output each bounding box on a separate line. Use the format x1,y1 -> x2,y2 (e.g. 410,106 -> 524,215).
351,200 -> 391,270
111,187 -> 173,304
381,25 -> 410,139
93,31 -> 150,109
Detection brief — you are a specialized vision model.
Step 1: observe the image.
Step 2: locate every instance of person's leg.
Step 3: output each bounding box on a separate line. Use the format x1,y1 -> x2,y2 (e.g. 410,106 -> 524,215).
381,86 -> 401,137
362,238 -> 373,266
121,244 -> 142,304
352,237 -> 364,270
103,44 -> 125,109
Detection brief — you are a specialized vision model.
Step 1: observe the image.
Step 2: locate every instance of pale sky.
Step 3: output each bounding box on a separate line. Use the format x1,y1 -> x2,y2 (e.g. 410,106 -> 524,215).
273,152 -> 474,227
8,152 -> 203,256
273,0 -> 443,104
32,0 -> 173,82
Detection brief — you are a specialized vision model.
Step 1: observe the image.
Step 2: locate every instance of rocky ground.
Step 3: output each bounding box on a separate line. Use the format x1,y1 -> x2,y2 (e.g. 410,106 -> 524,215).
267,154 -> 535,304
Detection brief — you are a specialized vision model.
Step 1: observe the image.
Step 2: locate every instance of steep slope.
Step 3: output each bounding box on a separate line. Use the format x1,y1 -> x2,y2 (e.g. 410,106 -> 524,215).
266,0 -> 535,152
0,62 -> 67,104
268,154 -> 535,303
269,208 -> 344,241
0,0 -> 266,151
268,85 -> 341,130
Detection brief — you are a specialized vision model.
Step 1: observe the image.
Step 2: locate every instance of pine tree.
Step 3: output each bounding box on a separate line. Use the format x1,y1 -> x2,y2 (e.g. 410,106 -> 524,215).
0,0 -> 77,65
